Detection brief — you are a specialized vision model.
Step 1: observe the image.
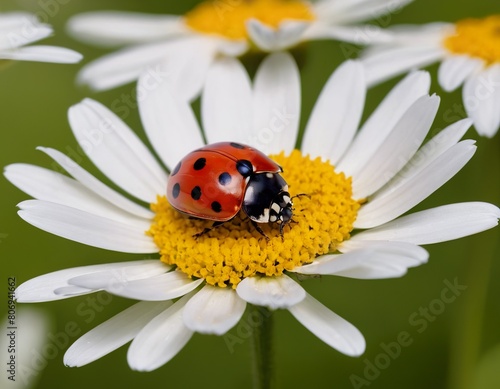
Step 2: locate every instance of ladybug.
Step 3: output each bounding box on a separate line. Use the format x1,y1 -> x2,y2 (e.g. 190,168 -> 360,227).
167,142 -> 294,237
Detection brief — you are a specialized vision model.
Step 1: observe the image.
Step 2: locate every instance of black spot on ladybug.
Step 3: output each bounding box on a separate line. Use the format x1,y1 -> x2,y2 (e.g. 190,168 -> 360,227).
172,183 -> 180,199
193,158 -> 206,170
236,159 -> 253,177
211,201 -> 222,213
171,161 -> 181,176
218,172 -> 232,186
230,142 -> 245,149
191,186 -> 202,200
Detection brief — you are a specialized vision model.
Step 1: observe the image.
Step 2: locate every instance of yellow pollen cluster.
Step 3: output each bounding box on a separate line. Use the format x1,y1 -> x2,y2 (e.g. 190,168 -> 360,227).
147,150 -> 360,288
444,15 -> 500,64
184,0 -> 315,41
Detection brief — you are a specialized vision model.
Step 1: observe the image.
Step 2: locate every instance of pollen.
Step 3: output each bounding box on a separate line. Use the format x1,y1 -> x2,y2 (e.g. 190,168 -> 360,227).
443,15 -> 500,64
184,0 -> 315,41
148,150 -> 360,288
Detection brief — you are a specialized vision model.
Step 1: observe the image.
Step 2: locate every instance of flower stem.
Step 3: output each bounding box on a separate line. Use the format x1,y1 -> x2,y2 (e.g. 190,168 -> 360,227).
447,234 -> 496,389
250,305 -> 274,389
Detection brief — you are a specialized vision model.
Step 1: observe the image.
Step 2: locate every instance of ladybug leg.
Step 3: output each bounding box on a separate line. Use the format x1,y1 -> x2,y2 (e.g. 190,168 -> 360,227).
250,220 -> 270,241
279,222 -> 286,241
193,221 -> 225,239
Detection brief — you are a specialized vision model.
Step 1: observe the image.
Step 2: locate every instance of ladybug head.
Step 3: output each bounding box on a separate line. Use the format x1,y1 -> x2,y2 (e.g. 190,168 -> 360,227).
242,172 -> 294,235
269,191 -> 294,234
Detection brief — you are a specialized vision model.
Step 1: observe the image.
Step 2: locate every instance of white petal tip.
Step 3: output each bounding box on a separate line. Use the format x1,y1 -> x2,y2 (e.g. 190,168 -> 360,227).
236,275 -> 306,309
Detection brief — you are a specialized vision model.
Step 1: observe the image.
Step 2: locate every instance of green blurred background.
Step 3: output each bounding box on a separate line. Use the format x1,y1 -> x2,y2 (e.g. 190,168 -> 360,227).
1,0 -> 499,388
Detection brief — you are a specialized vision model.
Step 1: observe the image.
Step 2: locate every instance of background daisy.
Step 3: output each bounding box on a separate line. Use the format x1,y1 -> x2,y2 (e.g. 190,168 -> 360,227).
0,12 -> 81,63
66,0 -> 410,100
361,16 -> 500,137
1,0 -> 499,388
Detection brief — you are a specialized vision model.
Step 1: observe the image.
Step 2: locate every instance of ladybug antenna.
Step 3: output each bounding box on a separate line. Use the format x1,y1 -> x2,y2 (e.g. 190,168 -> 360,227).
291,193 -> 310,201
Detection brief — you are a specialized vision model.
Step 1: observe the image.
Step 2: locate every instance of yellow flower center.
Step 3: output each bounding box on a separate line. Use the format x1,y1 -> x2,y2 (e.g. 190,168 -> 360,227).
184,0 -> 315,41
148,150 -> 360,288
443,15 -> 500,64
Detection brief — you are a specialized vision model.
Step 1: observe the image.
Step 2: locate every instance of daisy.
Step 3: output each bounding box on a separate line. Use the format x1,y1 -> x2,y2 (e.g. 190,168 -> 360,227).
8,53 -> 499,372
361,15 -> 500,137
0,12 -> 82,63
67,0 -> 411,100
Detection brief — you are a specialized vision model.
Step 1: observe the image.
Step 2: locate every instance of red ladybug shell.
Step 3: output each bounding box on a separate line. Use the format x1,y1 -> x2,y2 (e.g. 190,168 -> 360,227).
167,142 -> 282,221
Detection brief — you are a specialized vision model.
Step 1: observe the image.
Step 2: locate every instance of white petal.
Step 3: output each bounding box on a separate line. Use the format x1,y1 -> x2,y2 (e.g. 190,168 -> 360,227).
0,45 -> 82,63
383,23 -> 453,45
362,46 -> 445,87
294,241 -> 428,279
351,202 -> 500,245
70,270 -> 202,301
355,140 -> 476,228
67,12 -> 186,47
302,22 -> 392,44
64,301 -> 172,367
251,52 -> 300,154
338,71 -> 431,177
17,200 -> 157,253
328,0 -> 413,24
288,293 -> 365,356
0,13 -> 52,50
312,0 -> 370,19
66,261 -> 171,290
0,12 -> 38,27
246,19 -> 310,51
216,38 -> 248,57
236,275 -> 305,309
76,40 -> 177,91
183,285 -> 246,335
302,60 -> 365,163
39,147 -> 154,219
69,98 -> 167,203
138,72 -> 204,169
354,118 -> 472,195
54,285 -> 91,296
4,163 -> 150,229
128,294 -> 194,371
463,65 -> 500,138
16,260 -> 165,302
438,55 -> 483,92
352,95 -> 440,199
202,57 -> 253,144
151,36 -> 219,102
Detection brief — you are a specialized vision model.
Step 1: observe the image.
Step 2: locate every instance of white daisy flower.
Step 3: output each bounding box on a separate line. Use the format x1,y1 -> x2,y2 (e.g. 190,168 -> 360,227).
67,0 -> 411,99
0,12 -> 82,63
361,15 -> 500,137
7,53 -> 499,372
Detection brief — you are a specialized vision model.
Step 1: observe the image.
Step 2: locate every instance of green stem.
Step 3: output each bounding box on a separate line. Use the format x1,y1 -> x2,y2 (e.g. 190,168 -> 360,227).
250,305 -> 274,389
447,137 -> 500,389
447,235 -> 496,389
